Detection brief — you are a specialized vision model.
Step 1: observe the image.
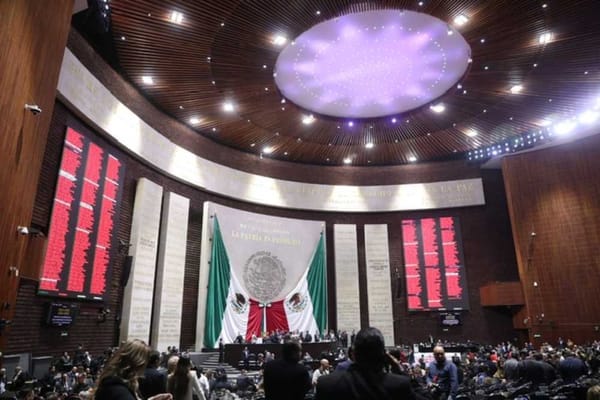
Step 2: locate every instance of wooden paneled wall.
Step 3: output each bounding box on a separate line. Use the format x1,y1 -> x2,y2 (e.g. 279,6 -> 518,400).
6,102 -> 521,356
5,29 -> 520,357
0,0 -> 74,351
503,134 -> 600,346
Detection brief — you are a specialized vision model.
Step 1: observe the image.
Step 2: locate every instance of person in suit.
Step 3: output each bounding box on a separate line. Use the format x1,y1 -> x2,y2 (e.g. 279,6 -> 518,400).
242,346 -> 250,370
315,327 -> 416,400
139,350 -> 167,400
263,341 -> 311,400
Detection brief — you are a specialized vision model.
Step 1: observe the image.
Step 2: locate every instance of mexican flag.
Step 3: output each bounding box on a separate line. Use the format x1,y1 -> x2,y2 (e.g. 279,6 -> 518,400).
203,217 -> 326,348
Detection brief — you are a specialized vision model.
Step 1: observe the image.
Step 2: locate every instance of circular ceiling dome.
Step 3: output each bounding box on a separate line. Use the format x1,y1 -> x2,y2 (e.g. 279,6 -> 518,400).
274,9 -> 471,119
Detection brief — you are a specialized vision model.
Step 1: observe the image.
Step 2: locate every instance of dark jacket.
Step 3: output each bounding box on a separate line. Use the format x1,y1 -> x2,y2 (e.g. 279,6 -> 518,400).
316,365 -> 416,400
264,359 -> 311,400
94,376 -> 137,400
139,367 -> 167,399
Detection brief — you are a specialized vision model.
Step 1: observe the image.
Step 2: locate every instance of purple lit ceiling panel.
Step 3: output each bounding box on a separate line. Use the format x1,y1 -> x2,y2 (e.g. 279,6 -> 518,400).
274,10 -> 471,119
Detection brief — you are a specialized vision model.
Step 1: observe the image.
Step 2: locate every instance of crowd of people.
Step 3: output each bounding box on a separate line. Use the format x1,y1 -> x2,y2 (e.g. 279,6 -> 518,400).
1,331 -> 600,400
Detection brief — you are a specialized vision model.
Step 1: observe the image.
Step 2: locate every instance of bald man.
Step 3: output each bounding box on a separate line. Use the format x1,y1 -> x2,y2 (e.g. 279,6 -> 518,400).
426,345 -> 458,400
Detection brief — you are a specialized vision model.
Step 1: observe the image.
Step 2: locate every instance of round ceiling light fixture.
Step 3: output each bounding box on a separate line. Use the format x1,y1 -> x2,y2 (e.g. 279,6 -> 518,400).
274,9 -> 471,119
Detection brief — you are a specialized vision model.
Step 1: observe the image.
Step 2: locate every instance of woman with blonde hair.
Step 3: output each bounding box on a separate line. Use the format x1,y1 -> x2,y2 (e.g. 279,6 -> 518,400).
167,356 -> 205,400
94,339 -> 172,400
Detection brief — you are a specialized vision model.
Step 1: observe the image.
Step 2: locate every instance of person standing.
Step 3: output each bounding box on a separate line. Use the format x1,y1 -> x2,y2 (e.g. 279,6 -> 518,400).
263,341 -> 311,400
139,350 -> 167,399
426,345 -> 458,400
167,357 -> 205,400
94,339 -> 172,400
315,327 -> 416,400
218,338 -> 224,364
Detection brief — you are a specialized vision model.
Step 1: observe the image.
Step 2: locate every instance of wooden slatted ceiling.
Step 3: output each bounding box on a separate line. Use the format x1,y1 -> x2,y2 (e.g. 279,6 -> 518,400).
89,0 -> 600,165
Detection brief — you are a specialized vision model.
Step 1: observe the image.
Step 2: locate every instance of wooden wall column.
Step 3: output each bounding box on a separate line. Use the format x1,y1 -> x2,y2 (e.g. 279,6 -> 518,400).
0,0 -> 74,351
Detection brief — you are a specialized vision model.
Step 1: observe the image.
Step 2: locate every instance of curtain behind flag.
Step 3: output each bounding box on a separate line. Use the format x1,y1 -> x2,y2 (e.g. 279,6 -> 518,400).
203,203 -> 325,347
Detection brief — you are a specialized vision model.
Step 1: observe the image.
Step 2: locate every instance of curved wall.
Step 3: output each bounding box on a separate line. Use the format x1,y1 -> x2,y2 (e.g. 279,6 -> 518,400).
5,30 -> 520,356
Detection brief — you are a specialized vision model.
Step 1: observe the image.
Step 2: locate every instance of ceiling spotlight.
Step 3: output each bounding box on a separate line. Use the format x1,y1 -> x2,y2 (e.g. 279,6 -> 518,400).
170,11 -> 184,24
408,156 -> 417,162
223,102 -> 234,112
262,146 -> 274,154
121,36 -> 126,41
480,38 -> 486,43
272,35 -> 287,46
510,85 -> 523,94
430,103 -> 445,113
250,143 -> 256,147
539,32 -> 553,44
348,121 -> 354,127
465,130 -> 478,137
391,118 -> 397,123
365,142 -> 374,149
212,127 -> 217,132
453,14 -> 469,26
343,157 -> 352,164
302,114 -> 316,125
189,117 -> 200,125
142,76 -> 154,84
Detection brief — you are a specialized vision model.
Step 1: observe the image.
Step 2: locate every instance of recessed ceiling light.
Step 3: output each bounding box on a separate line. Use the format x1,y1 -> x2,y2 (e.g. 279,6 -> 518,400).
272,35 -> 287,46
121,36 -> 126,41
142,76 -> 154,84
408,156 -> 417,162
302,114 -> 316,125
281,98 -> 286,103
220,22 -> 225,27
250,143 -> 256,147
533,63 -> 538,67
542,3 -> 548,8
189,117 -> 200,124
480,38 -> 486,43
484,66 -> 489,70
316,10 -> 321,15
170,11 -> 184,24
343,157 -> 352,164
539,32 -> 553,44
262,146 -> 274,154
391,118 -> 397,123
348,121 -> 354,127
466,130 -> 478,137
430,103 -> 445,113
365,142 -> 374,149
264,87 -> 269,91
454,14 -> 469,26
212,127 -> 217,132
223,102 -> 234,112
179,105 -> 184,109
463,90 -> 468,94
510,84 -> 523,94
263,64 -> 267,69
284,152 -> 288,156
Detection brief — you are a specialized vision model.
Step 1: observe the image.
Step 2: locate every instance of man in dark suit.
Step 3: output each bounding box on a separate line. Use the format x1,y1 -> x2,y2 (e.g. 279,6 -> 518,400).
138,350 -> 166,400
264,341 -> 311,400
316,327 -> 417,400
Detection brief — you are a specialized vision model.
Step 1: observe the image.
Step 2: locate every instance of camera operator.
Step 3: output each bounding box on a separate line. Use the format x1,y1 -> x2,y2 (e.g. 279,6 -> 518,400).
426,346 -> 458,400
